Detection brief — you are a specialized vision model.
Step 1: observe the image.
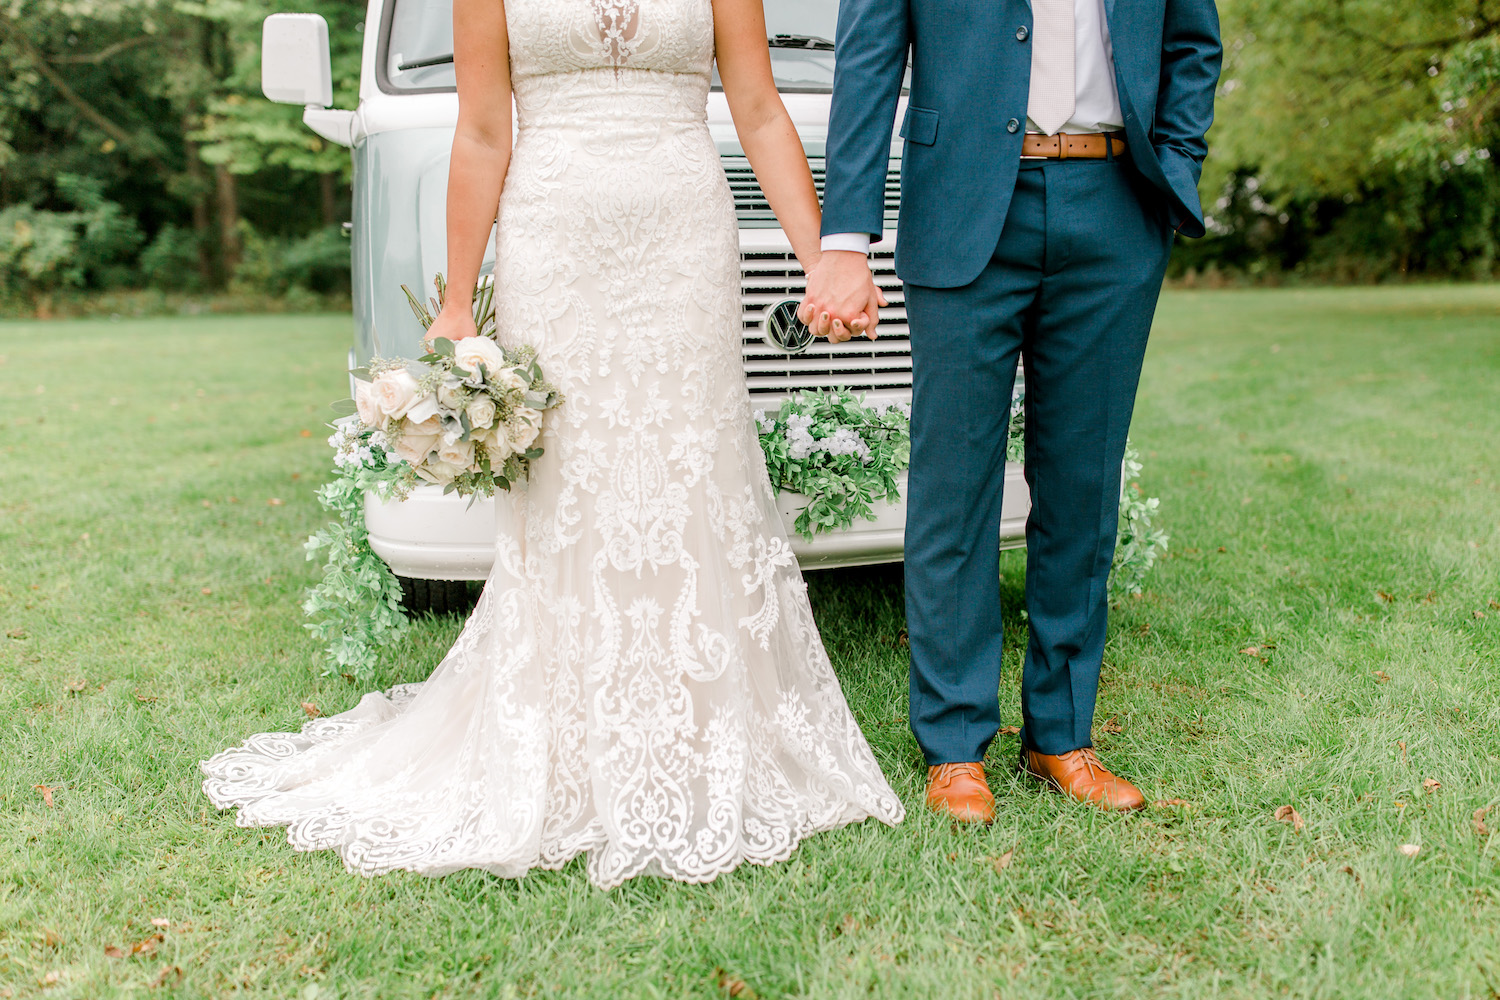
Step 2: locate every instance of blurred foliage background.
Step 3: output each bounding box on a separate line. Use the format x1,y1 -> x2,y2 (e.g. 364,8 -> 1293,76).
0,0 -> 1497,314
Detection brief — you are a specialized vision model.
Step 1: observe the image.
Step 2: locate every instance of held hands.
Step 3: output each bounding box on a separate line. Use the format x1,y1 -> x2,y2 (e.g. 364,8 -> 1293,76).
799,251 -> 888,344
423,303 -> 479,351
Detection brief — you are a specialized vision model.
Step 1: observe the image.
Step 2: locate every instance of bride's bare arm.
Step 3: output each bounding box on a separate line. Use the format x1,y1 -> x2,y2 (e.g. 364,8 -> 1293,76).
428,0 -> 513,344
713,0 -> 883,340
712,2 -> 822,272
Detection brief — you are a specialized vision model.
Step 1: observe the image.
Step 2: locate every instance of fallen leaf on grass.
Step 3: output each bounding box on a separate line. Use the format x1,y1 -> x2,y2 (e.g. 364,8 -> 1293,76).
150,965 -> 182,988
200,588 -> 213,596
301,702 -> 321,719
716,970 -> 756,998
1373,671 -> 1391,684
33,784 -> 55,808
1474,807 -> 1491,839
1239,646 -> 1263,657
65,678 -> 87,693
267,498 -> 284,507
299,429 -> 313,438
1475,611 -> 1488,620
131,933 -> 164,956
990,851 -> 1015,873
6,627 -> 26,640
1423,778 -> 1442,793
150,918 -> 170,929
1376,590 -> 1395,603
998,726 -> 1021,736
1099,716 -> 1124,735
1153,799 -> 1192,809
1490,601 -> 1500,611
1395,800 -> 1407,810
136,694 -> 158,704
41,972 -> 59,986
1398,740 -> 1407,761
1273,805 -> 1304,832
1399,843 -> 1421,858
104,945 -> 125,958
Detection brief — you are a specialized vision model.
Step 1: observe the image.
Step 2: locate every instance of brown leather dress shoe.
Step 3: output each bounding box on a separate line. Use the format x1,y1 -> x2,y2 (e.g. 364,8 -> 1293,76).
1020,747 -> 1146,811
925,762 -> 995,824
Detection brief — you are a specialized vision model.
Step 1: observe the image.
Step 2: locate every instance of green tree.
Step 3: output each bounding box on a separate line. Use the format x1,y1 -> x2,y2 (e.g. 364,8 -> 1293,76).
1197,0 -> 1500,278
0,0 -> 362,290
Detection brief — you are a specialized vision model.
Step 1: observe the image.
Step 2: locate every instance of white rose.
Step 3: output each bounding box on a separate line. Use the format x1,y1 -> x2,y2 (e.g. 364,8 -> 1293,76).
355,382 -> 380,426
437,439 -> 474,469
453,337 -> 506,376
507,406 -> 543,452
371,369 -> 420,418
416,458 -> 463,485
466,396 -> 497,429
436,379 -> 467,411
393,415 -> 442,465
403,392 -> 441,425
498,368 -> 529,393
477,425 -> 513,462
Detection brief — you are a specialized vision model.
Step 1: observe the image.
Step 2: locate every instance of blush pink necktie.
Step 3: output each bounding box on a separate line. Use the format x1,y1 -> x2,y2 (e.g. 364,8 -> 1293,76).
1027,0 -> 1076,136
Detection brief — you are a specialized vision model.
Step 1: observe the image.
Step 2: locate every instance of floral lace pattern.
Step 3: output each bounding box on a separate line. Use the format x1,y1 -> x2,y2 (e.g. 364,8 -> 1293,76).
201,0 -> 904,889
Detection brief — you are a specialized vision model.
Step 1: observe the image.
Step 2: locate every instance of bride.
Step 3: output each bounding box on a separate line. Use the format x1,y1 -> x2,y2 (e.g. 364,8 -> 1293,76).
201,0 -> 904,888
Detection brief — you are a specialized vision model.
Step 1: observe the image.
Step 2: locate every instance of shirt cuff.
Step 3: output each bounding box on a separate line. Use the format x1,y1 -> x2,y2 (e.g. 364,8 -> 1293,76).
820,233 -> 872,255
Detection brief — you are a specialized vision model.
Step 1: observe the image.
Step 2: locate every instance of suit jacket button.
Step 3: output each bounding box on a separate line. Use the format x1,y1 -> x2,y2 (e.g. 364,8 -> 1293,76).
1016,26 -> 1029,41
1007,118 -> 1020,133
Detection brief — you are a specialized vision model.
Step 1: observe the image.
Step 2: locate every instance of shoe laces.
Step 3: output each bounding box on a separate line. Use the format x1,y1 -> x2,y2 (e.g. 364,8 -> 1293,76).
930,762 -> 981,789
1059,747 -> 1106,780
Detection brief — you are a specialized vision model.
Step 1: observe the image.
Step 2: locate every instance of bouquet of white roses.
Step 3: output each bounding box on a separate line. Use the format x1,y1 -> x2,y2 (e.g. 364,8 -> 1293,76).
354,335 -> 561,496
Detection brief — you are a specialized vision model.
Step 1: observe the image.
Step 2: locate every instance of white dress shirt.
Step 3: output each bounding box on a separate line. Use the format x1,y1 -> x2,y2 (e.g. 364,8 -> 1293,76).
823,0 -> 1123,254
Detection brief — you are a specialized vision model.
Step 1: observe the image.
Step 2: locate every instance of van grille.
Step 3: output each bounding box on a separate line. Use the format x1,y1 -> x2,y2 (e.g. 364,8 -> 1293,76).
723,156 -> 901,227
739,251 -> 910,396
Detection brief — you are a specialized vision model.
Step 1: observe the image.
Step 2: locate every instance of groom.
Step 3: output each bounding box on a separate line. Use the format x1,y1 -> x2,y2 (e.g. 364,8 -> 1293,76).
803,0 -> 1221,821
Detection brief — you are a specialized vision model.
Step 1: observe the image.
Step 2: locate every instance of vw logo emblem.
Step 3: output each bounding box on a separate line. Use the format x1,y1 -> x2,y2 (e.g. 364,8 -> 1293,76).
763,299 -> 814,354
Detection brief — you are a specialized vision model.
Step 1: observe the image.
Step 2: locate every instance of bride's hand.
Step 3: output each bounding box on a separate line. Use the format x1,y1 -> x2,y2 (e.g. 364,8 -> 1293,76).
423,304 -> 479,350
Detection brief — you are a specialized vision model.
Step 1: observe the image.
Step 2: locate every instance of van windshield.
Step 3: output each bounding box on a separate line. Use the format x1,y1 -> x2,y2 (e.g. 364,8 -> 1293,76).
381,0 -> 844,94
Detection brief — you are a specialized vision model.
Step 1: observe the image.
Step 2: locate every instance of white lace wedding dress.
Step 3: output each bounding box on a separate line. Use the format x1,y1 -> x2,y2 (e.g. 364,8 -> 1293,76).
201,0 -> 904,889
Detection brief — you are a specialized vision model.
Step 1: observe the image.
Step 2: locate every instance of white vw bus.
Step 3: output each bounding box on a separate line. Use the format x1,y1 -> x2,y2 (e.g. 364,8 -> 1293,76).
261,0 -> 1028,612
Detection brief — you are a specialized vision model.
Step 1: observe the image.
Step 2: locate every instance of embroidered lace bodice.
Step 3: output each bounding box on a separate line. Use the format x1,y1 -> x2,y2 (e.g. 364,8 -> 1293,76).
201,0 -> 904,890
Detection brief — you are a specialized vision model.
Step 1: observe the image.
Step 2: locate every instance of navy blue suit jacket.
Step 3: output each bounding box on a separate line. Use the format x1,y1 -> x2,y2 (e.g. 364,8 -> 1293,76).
822,0 -> 1222,288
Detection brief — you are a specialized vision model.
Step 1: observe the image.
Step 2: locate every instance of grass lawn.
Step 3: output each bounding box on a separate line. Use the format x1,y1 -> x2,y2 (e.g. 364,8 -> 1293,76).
1,285 -> 1498,999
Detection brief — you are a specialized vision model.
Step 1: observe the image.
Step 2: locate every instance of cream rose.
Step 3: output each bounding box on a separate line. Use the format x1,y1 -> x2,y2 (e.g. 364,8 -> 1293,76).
453,337 -> 506,376
392,415 -> 442,465
478,424 -> 514,462
354,382 -> 381,426
370,369 -> 420,418
403,392 -> 440,425
465,396 -> 497,429
507,406 -> 543,452
418,458 -> 463,484
497,368 -> 529,393
437,439 -> 475,470
436,379 -> 467,411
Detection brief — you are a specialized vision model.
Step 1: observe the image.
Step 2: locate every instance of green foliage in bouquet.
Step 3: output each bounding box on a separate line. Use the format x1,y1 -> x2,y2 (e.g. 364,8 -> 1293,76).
401,273 -> 497,339
302,426 -> 408,681
756,390 -> 911,540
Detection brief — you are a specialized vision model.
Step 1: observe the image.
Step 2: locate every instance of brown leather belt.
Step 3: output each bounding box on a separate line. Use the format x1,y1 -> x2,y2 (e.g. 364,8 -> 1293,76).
1021,132 -> 1127,160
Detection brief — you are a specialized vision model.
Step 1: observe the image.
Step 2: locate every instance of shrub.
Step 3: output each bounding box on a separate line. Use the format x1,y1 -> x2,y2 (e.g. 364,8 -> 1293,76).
139,225 -> 208,293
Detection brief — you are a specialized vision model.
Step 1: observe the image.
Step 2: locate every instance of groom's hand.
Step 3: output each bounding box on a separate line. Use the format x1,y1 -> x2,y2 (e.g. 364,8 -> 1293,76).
801,251 -> 888,344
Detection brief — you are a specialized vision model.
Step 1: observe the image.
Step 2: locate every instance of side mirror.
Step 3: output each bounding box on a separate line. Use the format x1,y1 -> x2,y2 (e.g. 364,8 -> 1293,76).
262,13 -> 333,107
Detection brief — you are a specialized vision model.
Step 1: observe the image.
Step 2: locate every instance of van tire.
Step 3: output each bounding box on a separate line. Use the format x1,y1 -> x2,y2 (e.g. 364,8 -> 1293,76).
396,576 -> 474,617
